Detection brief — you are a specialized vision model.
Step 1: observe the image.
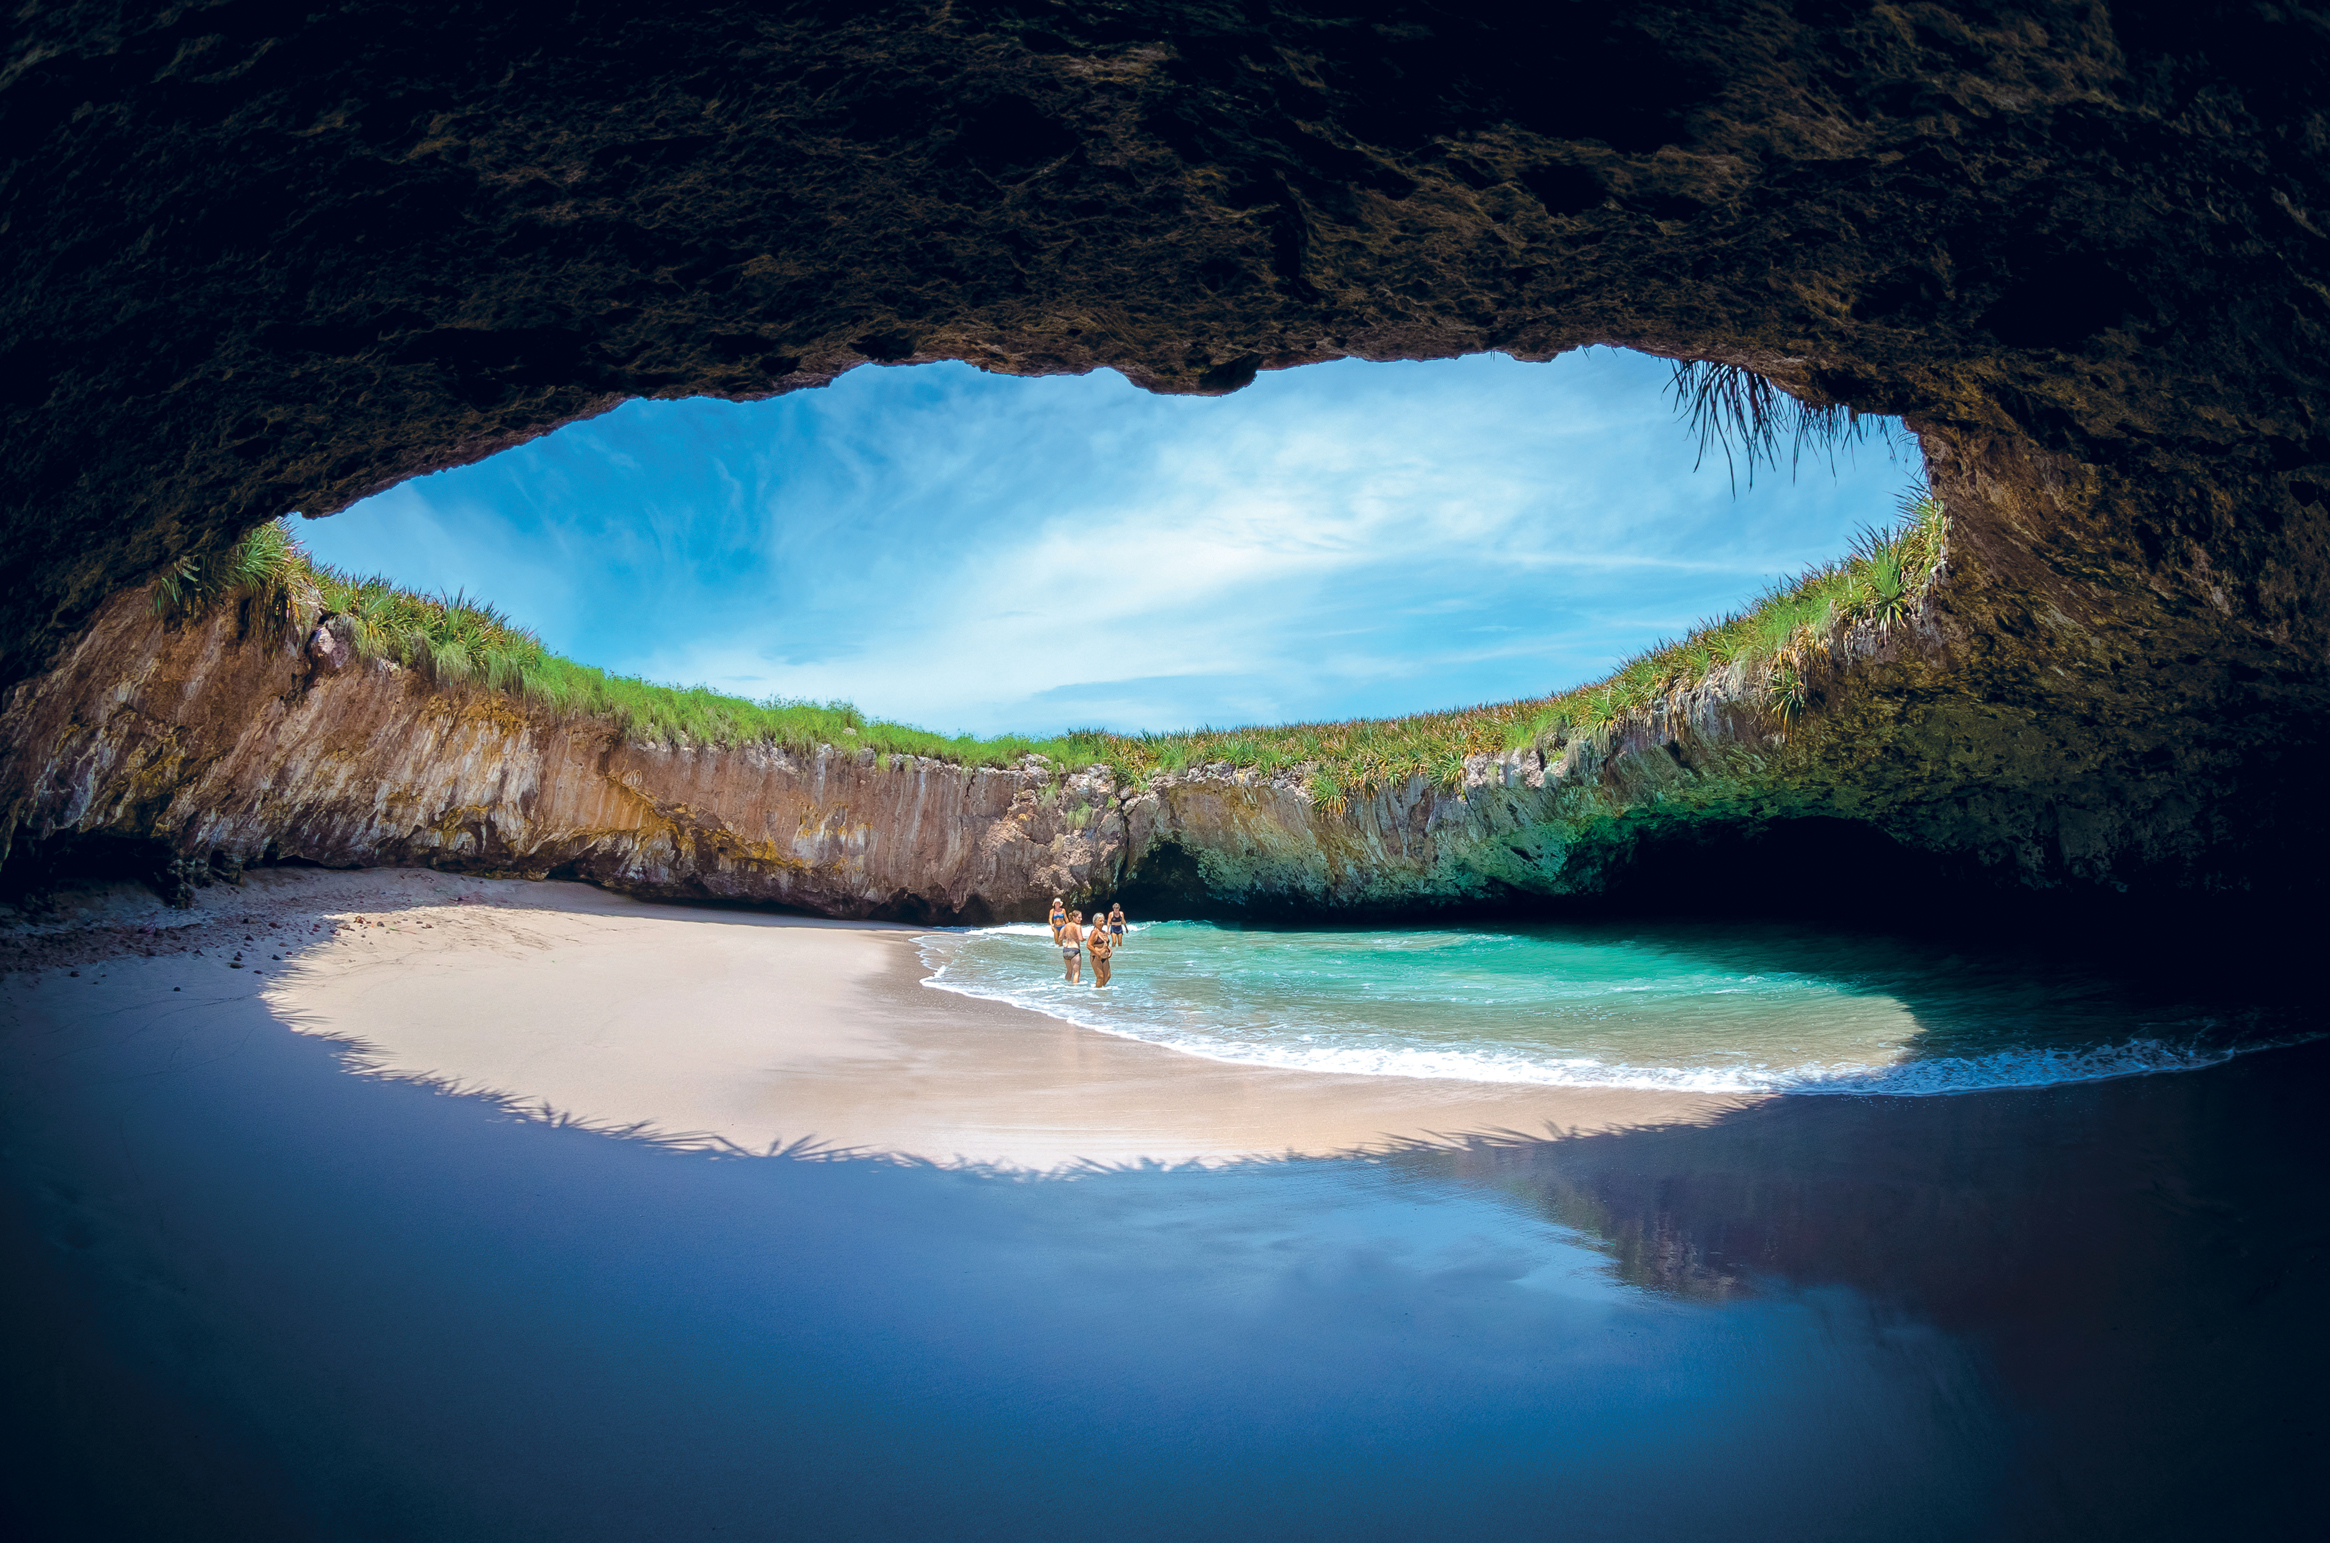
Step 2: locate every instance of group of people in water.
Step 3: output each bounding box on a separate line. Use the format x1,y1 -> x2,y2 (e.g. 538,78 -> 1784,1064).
1049,898 -> 1127,986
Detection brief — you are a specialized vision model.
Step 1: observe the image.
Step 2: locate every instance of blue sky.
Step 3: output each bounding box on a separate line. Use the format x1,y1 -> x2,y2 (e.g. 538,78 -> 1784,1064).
301,348 -> 1915,737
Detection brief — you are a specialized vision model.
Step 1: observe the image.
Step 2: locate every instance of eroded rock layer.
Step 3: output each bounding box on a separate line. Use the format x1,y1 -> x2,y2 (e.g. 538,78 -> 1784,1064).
4,568 -> 2266,920
5,3 -> 2330,896
0,587 -> 1807,918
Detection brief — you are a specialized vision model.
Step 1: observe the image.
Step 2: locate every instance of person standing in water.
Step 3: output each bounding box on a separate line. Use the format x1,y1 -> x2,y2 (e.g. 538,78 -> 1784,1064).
1087,916 -> 1114,988
1049,896 -> 1067,945
1061,909 -> 1085,984
1107,903 -> 1127,953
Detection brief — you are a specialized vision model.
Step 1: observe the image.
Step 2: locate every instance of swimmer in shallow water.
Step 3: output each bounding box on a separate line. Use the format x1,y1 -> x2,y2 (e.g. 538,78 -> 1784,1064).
1061,910 -> 1084,985
1108,903 -> 1127,952
1049,896 -> 1067,944
1087,917 -> 1114,987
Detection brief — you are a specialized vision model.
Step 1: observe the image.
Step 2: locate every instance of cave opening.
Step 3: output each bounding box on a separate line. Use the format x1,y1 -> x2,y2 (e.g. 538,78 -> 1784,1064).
5,0 -> 2326,921
9,10 -> 2330,1536
1,342 -> 1963,927
292,346 -> 1917,745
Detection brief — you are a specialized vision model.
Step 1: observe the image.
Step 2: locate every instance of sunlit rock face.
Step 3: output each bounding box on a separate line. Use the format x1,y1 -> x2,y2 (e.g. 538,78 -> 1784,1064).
0,583 -> 2262,919
3,2 -> 2328,899
0,591 -> 1511,918
0,593 -> 1128,921
0,587 -> 1896,918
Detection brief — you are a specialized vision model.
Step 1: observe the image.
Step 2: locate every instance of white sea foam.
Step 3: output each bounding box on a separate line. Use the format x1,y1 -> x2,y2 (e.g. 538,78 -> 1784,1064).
917,924 -> 2288,1098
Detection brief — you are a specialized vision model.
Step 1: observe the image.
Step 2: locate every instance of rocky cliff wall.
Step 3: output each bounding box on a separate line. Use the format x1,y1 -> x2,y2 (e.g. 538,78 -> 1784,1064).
4,584 -> 1960,920
5,455 -> 2311,918
0,590 -> 1117,919
23,517 -> 2253,920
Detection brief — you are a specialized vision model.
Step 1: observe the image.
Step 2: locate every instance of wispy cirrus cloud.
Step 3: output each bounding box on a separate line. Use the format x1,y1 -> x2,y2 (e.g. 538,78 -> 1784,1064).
301,349 -> 1915,736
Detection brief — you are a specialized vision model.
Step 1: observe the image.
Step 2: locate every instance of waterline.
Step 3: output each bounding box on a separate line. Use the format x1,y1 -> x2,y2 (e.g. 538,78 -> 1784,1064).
919,921 -> 2288,1096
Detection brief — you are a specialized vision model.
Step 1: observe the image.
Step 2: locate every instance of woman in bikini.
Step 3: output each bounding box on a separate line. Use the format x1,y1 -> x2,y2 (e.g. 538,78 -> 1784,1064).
1107,903 -> 1127,953
1049,896 -> 1067,945
1087,915 -> 1114,988
1061,909 -> 1085,984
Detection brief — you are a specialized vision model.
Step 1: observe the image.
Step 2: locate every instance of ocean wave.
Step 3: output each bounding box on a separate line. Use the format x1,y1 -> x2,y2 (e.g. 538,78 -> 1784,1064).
914,931 -> 2288,1097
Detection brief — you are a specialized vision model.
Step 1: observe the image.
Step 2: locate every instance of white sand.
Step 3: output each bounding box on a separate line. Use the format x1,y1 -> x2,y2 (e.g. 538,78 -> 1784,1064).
10,869 -> 1753,1169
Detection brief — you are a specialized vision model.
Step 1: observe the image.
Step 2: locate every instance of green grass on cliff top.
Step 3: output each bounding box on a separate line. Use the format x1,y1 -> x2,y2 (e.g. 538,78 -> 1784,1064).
161,490 -> 1943,797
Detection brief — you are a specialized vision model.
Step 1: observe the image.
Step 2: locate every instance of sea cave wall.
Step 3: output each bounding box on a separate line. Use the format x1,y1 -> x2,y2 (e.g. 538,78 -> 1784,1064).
0,565 -> 2240,920
5,3 -> 2329,905
0,582 -> 1839,919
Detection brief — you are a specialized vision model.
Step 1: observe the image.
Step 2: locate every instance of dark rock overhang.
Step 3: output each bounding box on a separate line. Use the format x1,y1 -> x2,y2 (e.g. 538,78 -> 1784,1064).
3,1 -> 2328,892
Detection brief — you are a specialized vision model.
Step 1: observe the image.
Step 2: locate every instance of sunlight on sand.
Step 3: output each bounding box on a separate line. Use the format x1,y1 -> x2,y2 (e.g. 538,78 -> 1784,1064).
212,873 -> 1750,1170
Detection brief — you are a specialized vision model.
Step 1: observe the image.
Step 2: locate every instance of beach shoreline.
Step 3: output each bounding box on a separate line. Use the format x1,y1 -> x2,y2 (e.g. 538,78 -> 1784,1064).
1,867 -> 1751,1170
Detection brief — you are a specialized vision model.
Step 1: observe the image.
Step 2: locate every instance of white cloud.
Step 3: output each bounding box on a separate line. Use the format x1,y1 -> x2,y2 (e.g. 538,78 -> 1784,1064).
304,350 -> 1917,736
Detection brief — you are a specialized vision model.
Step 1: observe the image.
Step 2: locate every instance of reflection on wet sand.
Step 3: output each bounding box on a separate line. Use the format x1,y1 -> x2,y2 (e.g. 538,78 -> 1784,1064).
1390,1045 -> 2330,1539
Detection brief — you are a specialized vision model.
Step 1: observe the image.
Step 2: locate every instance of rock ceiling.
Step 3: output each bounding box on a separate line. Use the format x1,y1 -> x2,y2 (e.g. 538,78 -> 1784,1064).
4,2 -> 2327,891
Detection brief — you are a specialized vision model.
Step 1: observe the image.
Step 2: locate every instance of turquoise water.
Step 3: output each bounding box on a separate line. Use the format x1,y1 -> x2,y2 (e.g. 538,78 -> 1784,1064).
919,920 -> 2284,1095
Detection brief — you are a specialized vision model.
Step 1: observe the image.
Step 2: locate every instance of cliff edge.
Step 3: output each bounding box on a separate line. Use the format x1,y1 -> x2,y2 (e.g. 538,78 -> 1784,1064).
0,576 -> 2046,921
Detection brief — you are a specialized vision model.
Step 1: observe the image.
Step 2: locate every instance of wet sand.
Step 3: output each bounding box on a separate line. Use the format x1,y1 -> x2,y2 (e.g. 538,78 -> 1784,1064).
3,869 -> 2322,1541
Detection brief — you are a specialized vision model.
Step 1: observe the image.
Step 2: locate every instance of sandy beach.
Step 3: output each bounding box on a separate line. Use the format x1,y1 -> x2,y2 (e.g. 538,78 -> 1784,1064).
6,868 -> 1745,1169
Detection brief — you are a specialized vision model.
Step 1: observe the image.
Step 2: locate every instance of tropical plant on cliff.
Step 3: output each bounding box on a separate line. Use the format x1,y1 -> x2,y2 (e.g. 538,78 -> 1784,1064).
1667,359 -> 1903,492
153,517 -> 317,635
167,523 -> 1129,769
1504,485 -> 1947,742
161,486 -> 1943,796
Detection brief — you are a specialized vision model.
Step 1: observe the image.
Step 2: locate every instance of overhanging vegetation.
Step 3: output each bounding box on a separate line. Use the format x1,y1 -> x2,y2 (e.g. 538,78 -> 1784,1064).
160,489 -> 1945,798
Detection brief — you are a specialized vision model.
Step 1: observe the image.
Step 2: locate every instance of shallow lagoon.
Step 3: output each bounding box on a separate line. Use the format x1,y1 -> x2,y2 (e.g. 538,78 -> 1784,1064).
927,918 -> 2284,1094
